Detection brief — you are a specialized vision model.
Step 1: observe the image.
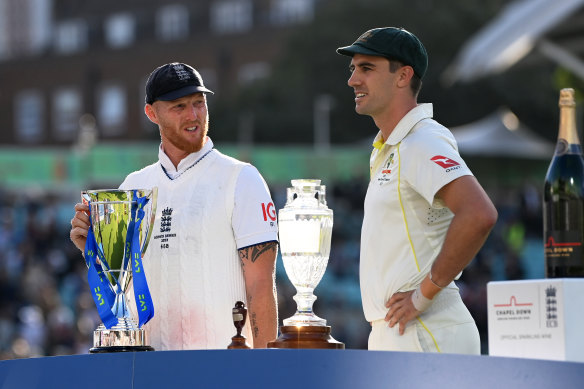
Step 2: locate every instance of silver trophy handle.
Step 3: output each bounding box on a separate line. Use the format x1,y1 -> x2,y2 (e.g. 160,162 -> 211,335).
141,186 -> 158,255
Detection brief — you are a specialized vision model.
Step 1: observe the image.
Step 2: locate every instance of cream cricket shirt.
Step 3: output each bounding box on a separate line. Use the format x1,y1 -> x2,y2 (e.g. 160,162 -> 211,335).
360,104 -> 473,322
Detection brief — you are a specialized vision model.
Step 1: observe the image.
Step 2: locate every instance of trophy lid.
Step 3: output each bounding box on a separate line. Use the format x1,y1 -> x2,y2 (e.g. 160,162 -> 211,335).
291,179 -> 321,187
286,179 -> 328,208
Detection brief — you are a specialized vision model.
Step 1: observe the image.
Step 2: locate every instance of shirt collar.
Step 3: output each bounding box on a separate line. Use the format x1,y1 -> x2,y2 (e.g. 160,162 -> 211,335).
372,103 -> 433,148
159,137 -> 214,179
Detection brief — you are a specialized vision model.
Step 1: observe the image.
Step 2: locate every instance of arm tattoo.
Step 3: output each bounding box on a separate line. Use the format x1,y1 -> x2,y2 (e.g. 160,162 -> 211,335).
247,294 -> 260,339
251,312 -> 259,338
238,241 -> 277,264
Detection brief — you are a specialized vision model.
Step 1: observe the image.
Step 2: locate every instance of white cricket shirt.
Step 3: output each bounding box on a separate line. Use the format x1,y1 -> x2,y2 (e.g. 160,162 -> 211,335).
120,138 -> 278,350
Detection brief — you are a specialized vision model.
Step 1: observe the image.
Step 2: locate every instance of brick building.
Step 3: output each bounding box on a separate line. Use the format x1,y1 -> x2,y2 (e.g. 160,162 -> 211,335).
0,0 -> 318,146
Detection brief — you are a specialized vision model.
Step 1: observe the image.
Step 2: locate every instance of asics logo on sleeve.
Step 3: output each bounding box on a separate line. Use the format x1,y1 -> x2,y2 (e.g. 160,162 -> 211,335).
430,155 -> 460,169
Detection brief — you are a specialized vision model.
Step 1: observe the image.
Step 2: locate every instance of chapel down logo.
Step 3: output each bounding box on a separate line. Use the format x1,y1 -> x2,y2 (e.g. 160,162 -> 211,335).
493,295 -> 533,319
544,236 -> 581,257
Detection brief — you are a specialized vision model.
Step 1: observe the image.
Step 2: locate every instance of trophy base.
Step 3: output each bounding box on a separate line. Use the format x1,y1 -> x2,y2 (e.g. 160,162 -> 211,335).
89,345 -> 154,353
267,325 -> 344,349
91,326 -> 153,353
227,335 -> 251,349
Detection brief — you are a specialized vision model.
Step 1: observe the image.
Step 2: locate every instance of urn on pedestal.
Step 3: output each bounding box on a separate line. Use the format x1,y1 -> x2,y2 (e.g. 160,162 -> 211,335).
268,179 -> 344,349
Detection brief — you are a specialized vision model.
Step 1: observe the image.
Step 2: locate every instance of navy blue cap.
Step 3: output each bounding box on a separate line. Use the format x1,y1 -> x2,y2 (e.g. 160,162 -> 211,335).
145,62 -> 214,104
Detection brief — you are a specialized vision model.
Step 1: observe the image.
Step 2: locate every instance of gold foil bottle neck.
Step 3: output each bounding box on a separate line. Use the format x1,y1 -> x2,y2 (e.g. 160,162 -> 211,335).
559,88 -> 576,107
557,87 -> 579,147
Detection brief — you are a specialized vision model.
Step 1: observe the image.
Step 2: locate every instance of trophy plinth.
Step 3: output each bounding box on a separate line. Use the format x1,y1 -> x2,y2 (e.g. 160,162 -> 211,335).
90,321 -> 154,353
267,326 -> 344,349
227,301 -> 251,349
90,328 -> 154,353
269,179 -> 344,349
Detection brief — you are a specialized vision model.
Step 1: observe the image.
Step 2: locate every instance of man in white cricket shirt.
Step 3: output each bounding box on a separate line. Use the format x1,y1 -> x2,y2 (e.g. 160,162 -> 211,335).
337,28 -> 498,353
70,62 -> 278,350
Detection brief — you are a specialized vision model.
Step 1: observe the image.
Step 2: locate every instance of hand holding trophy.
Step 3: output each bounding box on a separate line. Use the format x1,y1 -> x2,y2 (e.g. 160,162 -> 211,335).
81,188 -> 157,353
268,179 -> 344,349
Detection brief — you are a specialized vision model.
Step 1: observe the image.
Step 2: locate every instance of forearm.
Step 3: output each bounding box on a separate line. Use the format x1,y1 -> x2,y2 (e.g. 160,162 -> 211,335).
389,177 -> 497,332
246,279 -> 278,348
421,207 -> 496,299
238,241 -> 279,348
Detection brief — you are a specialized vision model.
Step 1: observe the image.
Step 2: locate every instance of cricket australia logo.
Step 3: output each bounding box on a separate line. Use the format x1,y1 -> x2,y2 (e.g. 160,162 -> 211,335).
377,153 -> 395,184
160,207 -> 173,233
357,30 -> 374,43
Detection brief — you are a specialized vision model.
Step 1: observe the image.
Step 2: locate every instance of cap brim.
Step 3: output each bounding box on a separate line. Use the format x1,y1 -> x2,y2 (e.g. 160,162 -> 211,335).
157,85 -> 214,102
336,44 -> 384,58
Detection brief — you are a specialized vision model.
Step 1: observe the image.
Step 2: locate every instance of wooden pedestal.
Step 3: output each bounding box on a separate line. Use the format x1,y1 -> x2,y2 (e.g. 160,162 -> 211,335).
267,325 -> 344,349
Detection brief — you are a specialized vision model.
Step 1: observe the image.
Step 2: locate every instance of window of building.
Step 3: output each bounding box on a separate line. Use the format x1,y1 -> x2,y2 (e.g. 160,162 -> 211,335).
238,62 -> 271,85
52,88 -> 82,141
97,84 -> 127,136
156,4 -> 189,41
14,89 -> 44,143
54,19 -> 88,54
210,0 -> 252,34
0,0 -> 9,59
270,0 -> 314,25
104,13 -> 135,49
0,0 -> 52,59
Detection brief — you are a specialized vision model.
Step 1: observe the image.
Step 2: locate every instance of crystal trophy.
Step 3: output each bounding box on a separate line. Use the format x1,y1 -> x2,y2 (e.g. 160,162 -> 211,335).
268,179 -> 344,349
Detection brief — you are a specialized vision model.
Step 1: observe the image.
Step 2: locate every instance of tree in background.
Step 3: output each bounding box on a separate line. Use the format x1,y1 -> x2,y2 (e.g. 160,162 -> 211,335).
210,0 -> 565,146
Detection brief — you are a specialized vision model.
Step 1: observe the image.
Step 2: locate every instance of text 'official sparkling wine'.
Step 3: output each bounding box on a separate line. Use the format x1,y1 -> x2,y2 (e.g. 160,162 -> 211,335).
544,88 -> 584,277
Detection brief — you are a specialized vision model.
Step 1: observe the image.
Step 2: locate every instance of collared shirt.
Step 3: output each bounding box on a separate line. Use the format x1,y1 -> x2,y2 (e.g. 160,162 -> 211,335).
119,137 -> 278,350
158,138 -> 214,180
136,137 -> 278,249
360,103 -> 473,322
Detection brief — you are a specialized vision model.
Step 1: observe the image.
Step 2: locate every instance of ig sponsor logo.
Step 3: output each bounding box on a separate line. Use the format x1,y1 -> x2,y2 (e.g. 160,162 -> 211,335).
262,202 -> 276,226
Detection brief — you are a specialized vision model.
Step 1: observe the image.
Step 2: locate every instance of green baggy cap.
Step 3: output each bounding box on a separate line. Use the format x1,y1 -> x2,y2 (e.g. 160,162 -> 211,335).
337,27 -> 428,79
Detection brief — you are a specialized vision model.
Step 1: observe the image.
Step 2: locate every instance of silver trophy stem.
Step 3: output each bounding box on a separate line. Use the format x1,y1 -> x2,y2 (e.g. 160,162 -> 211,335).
111,292 -> 132,320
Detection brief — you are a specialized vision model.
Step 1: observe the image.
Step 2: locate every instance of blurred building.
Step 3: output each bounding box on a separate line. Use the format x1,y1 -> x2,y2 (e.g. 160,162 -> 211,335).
0,0 -> 318,146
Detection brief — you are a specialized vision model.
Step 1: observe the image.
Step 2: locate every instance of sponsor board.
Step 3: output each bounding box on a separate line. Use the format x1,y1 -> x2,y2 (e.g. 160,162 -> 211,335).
487,279 -> 584,362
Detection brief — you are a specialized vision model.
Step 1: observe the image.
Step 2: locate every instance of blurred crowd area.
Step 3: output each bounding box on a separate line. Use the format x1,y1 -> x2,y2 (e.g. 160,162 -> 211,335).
0,177 -> 544,359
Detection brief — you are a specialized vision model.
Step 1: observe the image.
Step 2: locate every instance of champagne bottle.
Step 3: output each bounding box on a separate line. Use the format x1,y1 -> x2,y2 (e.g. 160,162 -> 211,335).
543,88 -> 584,278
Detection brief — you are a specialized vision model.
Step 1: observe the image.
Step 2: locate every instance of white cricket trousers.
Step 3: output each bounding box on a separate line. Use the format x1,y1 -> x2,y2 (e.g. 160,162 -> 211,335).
368,287 -> 480,354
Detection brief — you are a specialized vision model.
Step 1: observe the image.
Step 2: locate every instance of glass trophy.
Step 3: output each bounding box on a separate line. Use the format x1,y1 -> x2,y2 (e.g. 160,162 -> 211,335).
268,179 -> 344,349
